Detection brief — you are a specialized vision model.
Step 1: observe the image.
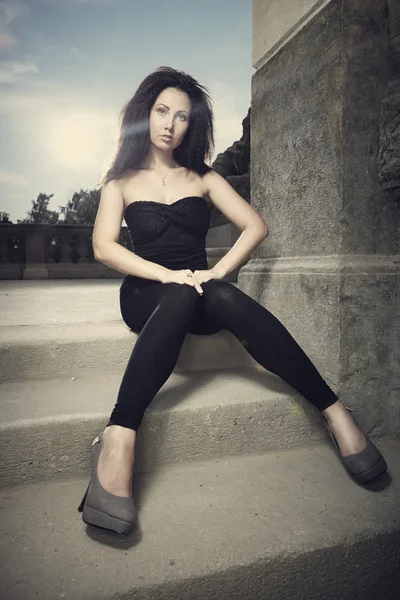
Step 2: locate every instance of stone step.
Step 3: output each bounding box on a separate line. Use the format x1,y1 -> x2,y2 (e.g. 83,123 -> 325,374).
0,276 -> 238,329
1,440 -> 399,600
0,280 -> 259,382
0,367 -> 340,487
0,320 -> 258,382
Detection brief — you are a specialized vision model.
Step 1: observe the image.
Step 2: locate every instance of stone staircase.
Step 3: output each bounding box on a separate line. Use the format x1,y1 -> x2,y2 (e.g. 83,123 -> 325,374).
1,280 -> 399,600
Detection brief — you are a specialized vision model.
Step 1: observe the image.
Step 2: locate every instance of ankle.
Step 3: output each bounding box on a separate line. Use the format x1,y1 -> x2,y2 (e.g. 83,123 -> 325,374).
103,424 -> 136,449
321,400 -> 348,425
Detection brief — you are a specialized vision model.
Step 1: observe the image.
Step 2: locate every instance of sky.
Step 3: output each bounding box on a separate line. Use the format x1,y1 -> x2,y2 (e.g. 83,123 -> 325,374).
0,0 -> 253,223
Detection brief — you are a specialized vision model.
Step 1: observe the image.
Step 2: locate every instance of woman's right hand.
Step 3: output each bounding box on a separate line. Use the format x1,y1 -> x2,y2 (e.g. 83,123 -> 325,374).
159,269 -> 203,295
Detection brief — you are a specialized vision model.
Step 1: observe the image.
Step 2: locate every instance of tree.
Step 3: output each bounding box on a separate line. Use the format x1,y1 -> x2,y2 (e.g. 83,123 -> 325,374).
0,211 -> 12,223
60,189 -> 101,225
19,193 -> 60,224
15,189 -> 101,225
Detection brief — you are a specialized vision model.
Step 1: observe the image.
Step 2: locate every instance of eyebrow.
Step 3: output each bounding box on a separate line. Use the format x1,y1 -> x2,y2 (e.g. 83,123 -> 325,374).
156,103 -> 189,114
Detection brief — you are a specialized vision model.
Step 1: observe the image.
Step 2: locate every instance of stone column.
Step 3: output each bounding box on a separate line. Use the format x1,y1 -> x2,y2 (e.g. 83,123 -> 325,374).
241,0 -> 400,437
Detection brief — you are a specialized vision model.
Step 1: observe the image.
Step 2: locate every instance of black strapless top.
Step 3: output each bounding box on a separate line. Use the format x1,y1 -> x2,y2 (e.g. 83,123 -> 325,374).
122,196 -> 211,285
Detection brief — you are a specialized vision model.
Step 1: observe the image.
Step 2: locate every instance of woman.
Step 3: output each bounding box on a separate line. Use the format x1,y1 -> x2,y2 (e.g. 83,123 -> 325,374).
78,66 -> 387,535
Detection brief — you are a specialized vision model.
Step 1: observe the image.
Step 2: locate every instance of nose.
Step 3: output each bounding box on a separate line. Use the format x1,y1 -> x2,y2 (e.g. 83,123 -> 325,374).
165,116 -> 175,132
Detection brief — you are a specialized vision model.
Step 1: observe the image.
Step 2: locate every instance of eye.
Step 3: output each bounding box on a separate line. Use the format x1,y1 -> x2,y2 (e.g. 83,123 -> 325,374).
157,108 -> 186,121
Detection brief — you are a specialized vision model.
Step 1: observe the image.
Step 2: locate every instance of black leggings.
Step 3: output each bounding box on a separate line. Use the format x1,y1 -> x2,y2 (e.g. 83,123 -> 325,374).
106,277 -> 339,432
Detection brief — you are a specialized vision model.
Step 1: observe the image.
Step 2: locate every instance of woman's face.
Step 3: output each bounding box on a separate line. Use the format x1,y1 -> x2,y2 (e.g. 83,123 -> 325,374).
149,87 -> 191,151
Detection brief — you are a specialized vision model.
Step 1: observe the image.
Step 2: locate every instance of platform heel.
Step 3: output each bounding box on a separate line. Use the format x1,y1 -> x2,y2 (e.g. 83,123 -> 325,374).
77,433 -> 137,534
323,406 -> 388,485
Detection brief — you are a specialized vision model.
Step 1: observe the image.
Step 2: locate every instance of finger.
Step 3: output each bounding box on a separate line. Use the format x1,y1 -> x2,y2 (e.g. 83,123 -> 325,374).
185,279 -> 202,295
193,275 -> 203,295
183,271 -> 203,294
186,273 -> 202,294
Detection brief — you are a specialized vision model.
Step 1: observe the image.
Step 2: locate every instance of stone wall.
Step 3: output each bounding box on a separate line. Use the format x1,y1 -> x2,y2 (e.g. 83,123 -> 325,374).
244,0 -> 400,437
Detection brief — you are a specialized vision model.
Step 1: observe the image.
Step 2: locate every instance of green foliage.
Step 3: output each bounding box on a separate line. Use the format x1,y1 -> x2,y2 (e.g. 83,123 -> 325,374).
17,189 -> 101,225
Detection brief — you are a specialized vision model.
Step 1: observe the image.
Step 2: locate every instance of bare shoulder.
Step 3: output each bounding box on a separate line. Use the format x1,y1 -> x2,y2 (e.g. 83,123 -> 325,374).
117,169 -> 144,202
198,168 -> 268,234
118,168 -> 142,187
196,167 -> 216,199
201,168 -> 221,197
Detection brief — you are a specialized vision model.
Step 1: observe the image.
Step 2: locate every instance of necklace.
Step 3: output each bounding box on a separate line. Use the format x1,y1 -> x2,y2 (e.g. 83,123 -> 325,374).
160,163 -> 179,186
161,166 -> 172,186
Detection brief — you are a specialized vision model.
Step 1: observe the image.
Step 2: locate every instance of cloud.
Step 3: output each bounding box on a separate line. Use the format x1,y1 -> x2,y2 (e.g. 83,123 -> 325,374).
0,0 -> 116,57
0,77 -> 118,119
0,168 -> 29,187
0,31 -> 18,50
0,1 -> 31,56
211,80 -> 245,155
53,45 -> 80,59
36,0 -> 117,4
0,0 -> 116,54
7,191 -> 25,200
0,76 -> 119,174
0,1 -> 30,27
0,0 -> 116,26
0,59 -> 39,83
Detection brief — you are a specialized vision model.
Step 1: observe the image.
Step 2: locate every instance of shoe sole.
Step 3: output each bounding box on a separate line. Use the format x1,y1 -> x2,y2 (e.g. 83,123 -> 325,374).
349,455 -> 387,485
323,408 -> 388,485
82,503 -> 134,535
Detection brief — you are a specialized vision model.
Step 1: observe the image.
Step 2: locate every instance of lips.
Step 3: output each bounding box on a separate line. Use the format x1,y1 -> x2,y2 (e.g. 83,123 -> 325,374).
161,135 -> 172,140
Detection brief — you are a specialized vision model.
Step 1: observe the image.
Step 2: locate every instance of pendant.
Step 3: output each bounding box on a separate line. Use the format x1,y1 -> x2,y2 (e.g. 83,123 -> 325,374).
162,180 -> 166,186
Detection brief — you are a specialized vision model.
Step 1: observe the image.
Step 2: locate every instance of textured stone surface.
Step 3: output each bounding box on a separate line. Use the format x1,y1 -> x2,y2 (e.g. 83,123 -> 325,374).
242,0 -> 400,438
1,441 -> 399,600
379,79 -> 400,201
389,0 -> 400,50
253,0 -> 331,68
378,0 -> 400,202
0,366 -> 340,487
251,0 -> 399,258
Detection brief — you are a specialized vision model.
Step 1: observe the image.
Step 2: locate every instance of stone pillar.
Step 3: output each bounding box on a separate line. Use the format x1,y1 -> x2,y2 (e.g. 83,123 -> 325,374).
241,0 -> 400,437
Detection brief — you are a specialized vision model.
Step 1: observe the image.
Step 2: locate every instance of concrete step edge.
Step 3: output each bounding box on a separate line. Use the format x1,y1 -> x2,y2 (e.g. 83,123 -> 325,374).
1,441 -> 399,600
0,366 -> 383,488
0,323 -> 259,382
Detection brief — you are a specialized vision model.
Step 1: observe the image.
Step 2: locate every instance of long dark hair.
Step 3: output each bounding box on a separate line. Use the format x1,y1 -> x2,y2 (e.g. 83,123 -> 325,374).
97,66 -> 215,188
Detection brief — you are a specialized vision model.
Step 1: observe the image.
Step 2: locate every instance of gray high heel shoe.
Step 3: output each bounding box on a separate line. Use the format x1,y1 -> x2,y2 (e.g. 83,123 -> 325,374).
323,406 -> 387,485
77,432 -> 137,534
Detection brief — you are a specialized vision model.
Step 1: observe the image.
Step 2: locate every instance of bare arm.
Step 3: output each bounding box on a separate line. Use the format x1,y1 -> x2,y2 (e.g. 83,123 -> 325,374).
203,170 -> 268,278
96,243 -> 171,282
93,180 -> 170,282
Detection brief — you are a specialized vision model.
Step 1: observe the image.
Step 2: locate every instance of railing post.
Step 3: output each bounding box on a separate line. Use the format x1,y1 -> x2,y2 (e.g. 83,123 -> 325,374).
23,225 -> 48,279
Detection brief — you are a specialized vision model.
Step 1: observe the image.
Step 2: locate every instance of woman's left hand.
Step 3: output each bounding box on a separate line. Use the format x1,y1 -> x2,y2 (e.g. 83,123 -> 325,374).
191,267 -> 226,285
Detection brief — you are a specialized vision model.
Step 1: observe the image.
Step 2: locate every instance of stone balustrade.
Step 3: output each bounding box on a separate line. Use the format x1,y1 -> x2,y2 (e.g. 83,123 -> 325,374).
0,221 -> 241,280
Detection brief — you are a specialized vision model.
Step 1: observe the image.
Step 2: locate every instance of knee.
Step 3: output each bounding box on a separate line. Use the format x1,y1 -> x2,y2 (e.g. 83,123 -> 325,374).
166,282 -> 201,308
202,279 -> 236,301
